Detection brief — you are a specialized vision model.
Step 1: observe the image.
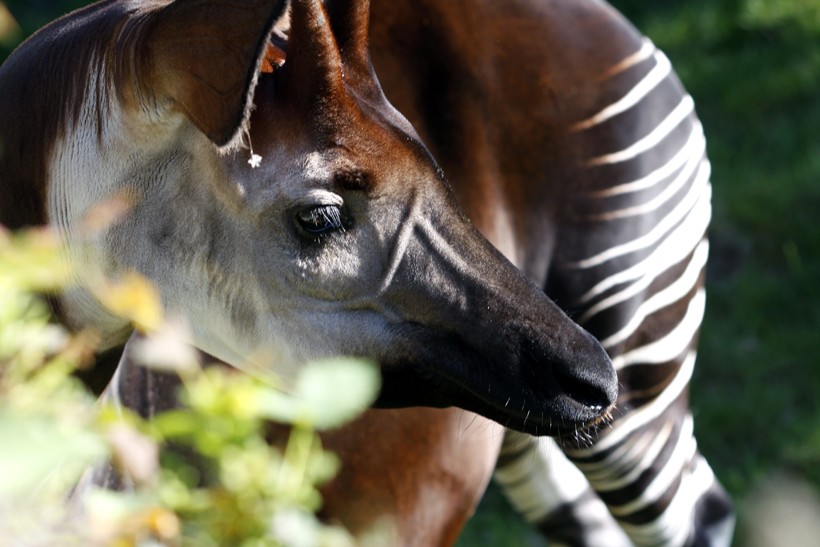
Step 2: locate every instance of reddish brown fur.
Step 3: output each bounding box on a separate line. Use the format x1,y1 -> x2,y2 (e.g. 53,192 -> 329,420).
311,1 -> 647,543
140,0 -> 287,145
317,409 -> 499,545
0,1 -> 640,544
368,0 -> 642,277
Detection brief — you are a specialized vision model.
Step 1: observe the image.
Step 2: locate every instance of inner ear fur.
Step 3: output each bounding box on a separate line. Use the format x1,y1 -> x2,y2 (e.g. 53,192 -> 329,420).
140,0 -> 288,147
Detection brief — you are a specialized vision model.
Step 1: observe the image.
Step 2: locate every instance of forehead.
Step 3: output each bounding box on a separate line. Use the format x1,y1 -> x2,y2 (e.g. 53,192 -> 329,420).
242,75 -> 429,193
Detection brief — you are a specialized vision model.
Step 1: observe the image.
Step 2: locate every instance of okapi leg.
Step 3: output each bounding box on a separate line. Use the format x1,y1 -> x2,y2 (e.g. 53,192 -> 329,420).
494,431 -> 631,546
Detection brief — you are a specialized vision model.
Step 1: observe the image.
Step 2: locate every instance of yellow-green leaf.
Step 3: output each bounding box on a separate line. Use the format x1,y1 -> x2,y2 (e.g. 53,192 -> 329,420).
91,273 -> 163,332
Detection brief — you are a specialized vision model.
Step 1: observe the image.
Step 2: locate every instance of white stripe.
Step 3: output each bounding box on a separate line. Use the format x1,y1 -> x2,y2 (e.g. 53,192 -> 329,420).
685,456 -> 733,547
618,424 -> 711,547
589,152 -> 708,222
572,163 -> 710,270
416,214 -> 480,280
495,435 -> 590,522
608,414 -> 696,517
578,195 -> 710,305
495,435 -> 634,546
600,239 -> 709,348
612,289 -> 705,370
565,350 -> 696,457
578,422 -> 659,478
377,191 -> 420,295
100,359 -> 125,413
588,95 -> 695,166
574,50 -> 672,131
591,123 -> 704,198
578,225 -> 706,324
588,420 -> 675,491
599,37 -> 656,80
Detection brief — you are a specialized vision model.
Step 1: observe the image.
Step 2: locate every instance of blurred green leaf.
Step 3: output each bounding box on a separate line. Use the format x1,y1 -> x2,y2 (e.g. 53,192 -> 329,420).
0,2 -> 21,48
259,358 -> 380,430
0,229 -> 72,293
0,410 -> 107,497
0,226 -> 367,544
91,273 -> 163,332
741,0 -> 820,30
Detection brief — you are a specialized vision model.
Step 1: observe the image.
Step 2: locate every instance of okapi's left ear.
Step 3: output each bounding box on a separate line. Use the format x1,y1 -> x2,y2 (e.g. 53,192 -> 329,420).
138,0 -> 288,147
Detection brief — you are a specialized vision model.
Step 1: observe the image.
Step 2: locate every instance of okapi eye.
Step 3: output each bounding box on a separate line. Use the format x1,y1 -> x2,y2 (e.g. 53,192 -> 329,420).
296,205 -> 347,236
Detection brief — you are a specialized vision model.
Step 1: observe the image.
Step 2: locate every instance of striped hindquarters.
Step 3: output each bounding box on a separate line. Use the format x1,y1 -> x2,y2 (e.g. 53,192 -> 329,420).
495,38 -> 733,546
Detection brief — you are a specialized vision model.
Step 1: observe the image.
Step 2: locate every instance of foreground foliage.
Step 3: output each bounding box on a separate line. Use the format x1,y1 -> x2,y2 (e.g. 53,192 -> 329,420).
0,227 -> 379,546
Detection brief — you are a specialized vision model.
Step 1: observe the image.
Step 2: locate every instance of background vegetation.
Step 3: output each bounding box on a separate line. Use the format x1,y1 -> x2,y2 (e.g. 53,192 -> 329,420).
0,229 -> 379,545
2,0 -> 818,545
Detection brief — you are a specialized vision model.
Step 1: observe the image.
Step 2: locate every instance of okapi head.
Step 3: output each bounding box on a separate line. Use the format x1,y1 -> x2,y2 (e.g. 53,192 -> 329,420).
0,0 -> 617,435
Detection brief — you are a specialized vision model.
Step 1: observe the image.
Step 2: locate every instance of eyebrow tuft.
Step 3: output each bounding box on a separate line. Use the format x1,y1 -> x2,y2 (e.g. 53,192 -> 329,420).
335,170 -> 372,192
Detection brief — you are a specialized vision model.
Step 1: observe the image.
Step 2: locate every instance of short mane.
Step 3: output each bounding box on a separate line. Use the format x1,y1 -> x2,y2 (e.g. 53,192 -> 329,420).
0,1 -> 146,228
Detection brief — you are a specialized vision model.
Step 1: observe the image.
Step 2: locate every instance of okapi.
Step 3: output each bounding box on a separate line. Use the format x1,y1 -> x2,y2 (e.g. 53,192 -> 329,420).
0,0 -> 733,545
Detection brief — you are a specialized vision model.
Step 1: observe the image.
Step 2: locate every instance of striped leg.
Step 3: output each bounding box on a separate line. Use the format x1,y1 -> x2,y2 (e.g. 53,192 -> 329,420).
495,39 -> 733,546
495,431 -> 632,547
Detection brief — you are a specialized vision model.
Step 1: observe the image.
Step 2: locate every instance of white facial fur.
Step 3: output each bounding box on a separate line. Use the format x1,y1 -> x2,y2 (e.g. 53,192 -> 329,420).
48,71 -> 428,383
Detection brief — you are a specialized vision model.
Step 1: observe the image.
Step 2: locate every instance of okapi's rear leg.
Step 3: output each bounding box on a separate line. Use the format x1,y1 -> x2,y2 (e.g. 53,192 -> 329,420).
494,34 -> 734,547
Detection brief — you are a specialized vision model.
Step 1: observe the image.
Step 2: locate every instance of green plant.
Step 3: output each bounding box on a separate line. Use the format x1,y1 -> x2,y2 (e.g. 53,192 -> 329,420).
0,227 -> 380,546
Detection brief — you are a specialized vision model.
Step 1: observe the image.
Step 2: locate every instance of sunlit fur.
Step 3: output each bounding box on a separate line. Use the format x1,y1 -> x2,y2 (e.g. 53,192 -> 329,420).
0,0 -> 734,545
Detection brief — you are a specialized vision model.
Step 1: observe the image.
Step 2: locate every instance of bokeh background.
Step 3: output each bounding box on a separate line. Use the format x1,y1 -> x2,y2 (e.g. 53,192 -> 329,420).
2,1 -> 818,545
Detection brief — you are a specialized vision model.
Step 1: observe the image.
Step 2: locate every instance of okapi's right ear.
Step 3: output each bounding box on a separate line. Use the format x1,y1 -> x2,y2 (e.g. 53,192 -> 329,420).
138,0 -> 288,147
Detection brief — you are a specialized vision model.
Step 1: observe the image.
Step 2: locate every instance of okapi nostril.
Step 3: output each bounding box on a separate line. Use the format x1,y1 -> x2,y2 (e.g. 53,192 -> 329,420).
554,366 -> 612,411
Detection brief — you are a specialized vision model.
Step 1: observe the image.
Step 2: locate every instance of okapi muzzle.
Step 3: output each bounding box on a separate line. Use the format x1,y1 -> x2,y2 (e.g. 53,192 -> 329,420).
0,0 -> 617,435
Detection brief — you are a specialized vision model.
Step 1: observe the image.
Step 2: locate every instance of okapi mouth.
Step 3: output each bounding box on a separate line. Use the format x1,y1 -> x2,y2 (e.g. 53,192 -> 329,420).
373,326 -> 617,437
375,363 -> 614,438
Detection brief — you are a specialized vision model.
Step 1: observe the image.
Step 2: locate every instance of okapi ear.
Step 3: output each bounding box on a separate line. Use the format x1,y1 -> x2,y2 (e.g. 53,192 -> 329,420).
324,0 -> 372,76
280,0 -> 346,110
140,0 -> 288,147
